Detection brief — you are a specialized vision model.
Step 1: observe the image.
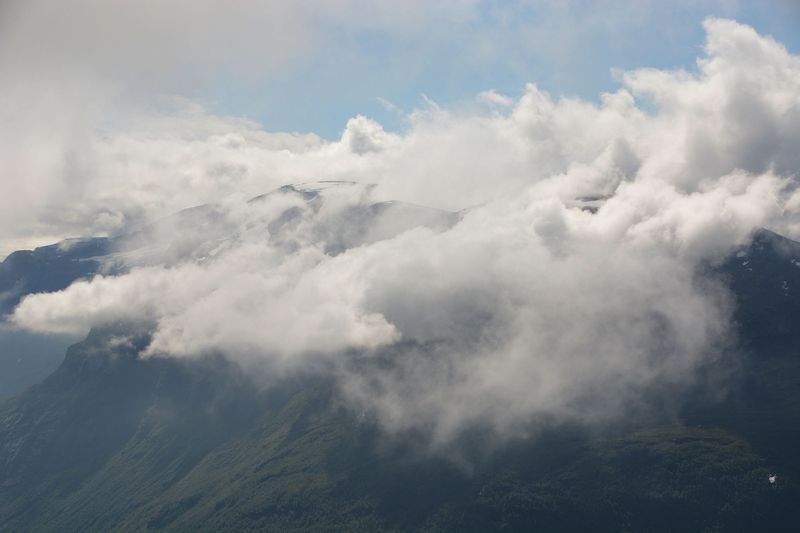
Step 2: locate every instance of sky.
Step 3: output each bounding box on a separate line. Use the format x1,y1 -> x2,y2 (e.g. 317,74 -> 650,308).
0,1 -> 797,255
2,2 -> 799,137
2,1 -> 800,446
0,0 -> 798,256
210,0 -> 800,137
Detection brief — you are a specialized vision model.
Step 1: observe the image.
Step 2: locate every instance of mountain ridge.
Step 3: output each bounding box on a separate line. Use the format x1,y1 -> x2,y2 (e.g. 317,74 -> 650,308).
2,205 -> 800,531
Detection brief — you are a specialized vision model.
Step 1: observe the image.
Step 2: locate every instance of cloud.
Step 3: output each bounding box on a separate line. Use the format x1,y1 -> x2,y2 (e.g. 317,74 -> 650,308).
0,1 -> 482,92
0,0 -> 479,255
1,1 -> 796,252
478,90 -> 515,108
340,116 -> 400,155
7,19 -> 800,445
376,97 -> 403,115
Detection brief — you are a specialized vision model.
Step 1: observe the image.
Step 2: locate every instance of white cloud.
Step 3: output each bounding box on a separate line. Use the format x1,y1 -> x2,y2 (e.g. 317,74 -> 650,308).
6,19 -> 800,445
478,90 -> 515,108
376,97 -> 403,115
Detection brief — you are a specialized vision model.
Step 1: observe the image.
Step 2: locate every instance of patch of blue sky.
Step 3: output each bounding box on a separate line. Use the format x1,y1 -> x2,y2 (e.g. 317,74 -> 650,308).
204,1 -> 799,140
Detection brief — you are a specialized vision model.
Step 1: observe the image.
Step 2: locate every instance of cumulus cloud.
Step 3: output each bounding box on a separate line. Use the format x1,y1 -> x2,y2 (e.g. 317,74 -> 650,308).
7,19 -> 800,444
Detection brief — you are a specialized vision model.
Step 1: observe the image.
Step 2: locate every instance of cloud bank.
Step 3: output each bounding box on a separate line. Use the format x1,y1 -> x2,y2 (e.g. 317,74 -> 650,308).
8,19 -> 800,444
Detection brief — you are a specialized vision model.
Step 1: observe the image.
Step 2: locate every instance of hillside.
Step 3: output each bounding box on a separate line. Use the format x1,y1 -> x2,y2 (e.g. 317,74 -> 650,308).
1,229 -> 799,531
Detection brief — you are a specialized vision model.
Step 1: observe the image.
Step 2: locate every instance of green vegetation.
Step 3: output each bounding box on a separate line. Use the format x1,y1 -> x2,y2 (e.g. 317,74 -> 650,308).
1,328 -> 796,531
1,230 -> 799,531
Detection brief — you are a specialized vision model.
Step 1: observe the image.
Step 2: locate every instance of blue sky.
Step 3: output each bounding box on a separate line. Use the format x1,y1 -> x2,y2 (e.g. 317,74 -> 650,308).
199,1 -> 800,139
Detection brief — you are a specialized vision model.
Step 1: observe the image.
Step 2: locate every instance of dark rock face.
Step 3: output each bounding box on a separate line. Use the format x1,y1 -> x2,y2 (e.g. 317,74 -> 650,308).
719,229 -> 800,352
0,238 -> 111,317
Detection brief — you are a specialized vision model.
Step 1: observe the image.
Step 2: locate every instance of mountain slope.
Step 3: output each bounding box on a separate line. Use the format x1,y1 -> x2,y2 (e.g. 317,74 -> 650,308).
0,326 -> 791,532
2,229 -> 800,531
3,215 -> 800,530
0,183 -> 458,401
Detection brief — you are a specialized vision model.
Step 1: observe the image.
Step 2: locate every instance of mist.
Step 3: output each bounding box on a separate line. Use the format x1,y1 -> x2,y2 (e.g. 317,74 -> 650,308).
5,17 -> 800,445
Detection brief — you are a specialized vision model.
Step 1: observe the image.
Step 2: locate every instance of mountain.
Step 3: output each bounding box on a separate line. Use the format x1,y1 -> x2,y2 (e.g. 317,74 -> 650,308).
0,328 -> 79,401
0,240 -> 110,399
1,323 -> 795,532
0,182 -> 459,317
0,238 -> 112,317
1,192 -> 799,530
0,183 -> 457,401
